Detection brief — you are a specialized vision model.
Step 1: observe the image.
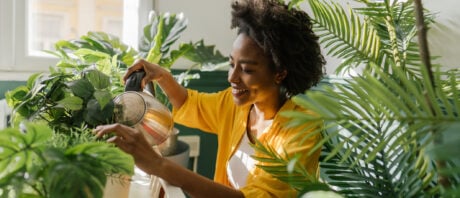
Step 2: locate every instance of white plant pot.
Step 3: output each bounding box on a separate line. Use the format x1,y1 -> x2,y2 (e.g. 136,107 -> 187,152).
103,174 -> 131,198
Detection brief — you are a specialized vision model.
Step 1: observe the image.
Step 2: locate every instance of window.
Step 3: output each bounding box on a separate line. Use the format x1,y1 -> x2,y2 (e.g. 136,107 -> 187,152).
30,12 -> 68,54
0,0 -> 152,80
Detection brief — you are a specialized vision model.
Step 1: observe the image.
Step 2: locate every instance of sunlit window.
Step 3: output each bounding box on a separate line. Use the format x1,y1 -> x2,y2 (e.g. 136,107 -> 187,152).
0,0 -> 151,77
28,0 -> 124,55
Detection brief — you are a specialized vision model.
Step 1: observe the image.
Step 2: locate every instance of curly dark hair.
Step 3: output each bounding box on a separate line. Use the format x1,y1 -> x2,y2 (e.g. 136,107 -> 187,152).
231,0 -> 326,96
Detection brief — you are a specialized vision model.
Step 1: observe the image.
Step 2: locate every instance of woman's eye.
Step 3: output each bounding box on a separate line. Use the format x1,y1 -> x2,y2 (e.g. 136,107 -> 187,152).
242,69 -> 253,74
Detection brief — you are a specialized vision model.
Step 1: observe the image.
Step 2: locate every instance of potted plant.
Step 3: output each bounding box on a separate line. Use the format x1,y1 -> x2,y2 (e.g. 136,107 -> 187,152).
252,0 -> 459,197
1,11 -> 226,198
0,122 -> 134,197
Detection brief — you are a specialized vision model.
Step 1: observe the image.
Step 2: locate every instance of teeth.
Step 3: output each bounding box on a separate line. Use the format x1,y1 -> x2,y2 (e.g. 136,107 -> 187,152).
232,88 -> 247,94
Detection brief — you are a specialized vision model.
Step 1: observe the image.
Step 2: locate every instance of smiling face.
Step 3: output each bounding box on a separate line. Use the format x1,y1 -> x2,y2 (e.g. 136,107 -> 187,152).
228,33 -> 285,107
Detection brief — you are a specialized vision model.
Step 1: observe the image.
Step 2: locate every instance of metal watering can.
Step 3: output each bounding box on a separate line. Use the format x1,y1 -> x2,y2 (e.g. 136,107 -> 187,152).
112,70 -> 174,146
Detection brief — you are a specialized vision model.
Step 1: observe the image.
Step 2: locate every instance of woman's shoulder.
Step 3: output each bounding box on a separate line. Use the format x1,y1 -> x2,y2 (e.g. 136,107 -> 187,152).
279,97 -> 317,116
273,97 -> 321,131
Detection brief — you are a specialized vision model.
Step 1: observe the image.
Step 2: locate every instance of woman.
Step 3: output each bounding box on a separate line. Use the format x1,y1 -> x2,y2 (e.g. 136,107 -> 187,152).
94,0 -> 325,197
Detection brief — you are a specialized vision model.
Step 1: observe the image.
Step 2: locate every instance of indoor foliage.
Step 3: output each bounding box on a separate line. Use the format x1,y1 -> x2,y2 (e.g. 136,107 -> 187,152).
253,0 -> 460,197
1,11 -> 226,198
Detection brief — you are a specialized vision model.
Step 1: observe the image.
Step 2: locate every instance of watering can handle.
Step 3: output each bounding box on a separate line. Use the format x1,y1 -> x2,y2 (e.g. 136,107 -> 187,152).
124,70 -> 155,96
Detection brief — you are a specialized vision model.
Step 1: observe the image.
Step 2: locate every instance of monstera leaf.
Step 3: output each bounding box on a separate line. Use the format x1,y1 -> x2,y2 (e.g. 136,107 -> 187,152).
139,12 -> 188,63
139,11 -> 227,70
136,11 -> 227,107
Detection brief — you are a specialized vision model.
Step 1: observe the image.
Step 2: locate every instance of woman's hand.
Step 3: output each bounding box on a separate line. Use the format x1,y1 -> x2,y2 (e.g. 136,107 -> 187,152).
93,123 -> 162,175
94,123 -> 244,198
123,59 -> 169,90
124,59 -> 188,109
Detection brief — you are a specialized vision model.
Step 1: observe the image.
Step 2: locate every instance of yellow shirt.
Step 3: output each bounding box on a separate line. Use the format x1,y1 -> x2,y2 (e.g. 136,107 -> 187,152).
173,88 -> 322,197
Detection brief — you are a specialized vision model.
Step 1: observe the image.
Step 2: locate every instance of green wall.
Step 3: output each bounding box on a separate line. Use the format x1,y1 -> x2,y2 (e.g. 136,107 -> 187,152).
0,81 -> 26,99
0,70 -> 228,179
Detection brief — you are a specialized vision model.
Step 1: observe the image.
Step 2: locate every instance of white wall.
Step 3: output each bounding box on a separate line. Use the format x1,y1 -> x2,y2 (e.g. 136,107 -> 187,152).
425,0 -> 460,70
154,0 -> 236,70
154,0 -> 460,73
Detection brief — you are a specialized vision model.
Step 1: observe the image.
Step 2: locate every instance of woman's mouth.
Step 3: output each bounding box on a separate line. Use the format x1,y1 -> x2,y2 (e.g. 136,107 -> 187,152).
232,88 -> 248,97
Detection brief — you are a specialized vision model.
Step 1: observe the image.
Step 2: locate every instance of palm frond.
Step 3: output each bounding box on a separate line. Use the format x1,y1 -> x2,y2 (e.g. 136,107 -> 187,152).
308,0 -> 381,75
282,62 -> 460,196
320,121 -> 438,197
354,0 -> 435,79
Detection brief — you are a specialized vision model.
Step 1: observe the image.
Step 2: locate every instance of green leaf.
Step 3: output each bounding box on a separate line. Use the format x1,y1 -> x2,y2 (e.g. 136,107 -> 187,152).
84,69 -> 111,90
74,48 -> 111,63
66,79 -> 95,100
65,142 -> 134,175
42,142 -> 133,198
5,86 -> 30,108
0,123 -> 52,181
93,90 -> 113,109
56,96 -> 83,111
54,40 -> 79,51
83,99 -> 114,126
146,15 -> 165,64
140,12 -> 188,65
43,148 -> 106,198
181,40 -> 228,71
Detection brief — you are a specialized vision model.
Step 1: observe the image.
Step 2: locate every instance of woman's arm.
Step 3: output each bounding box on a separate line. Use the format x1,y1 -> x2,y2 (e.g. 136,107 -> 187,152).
123,59 -> 188,109
94,124 -> 244,198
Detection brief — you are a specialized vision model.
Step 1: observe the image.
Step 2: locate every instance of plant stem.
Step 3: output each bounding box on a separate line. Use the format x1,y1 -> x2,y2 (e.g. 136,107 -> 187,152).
413,0 -> 450,188
413,0 -> 434,88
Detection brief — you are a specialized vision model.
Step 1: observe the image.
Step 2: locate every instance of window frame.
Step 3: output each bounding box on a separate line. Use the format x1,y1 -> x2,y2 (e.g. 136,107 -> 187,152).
0,0 -> 153,81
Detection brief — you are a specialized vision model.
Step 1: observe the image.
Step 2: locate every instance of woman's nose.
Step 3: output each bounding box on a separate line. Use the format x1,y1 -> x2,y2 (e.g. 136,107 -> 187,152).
228,67 -> 240,83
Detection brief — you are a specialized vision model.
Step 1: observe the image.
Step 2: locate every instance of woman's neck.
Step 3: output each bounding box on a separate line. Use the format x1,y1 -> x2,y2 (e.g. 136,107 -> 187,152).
252,94 -> 287,120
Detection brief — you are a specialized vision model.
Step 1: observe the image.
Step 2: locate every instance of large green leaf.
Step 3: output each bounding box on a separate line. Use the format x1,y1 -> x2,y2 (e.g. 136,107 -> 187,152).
0,123 -> 52,184
74,48 -> 111,63
65,142 -> 134,175
56,95 -> 83,111
43,142 -> 133,198
83,99 -> 114,126
83,69 -> 111,90
93,90 -> 113,109
66,78 -> 95,100
139,12 -> 188,64
181,40 -> 228,71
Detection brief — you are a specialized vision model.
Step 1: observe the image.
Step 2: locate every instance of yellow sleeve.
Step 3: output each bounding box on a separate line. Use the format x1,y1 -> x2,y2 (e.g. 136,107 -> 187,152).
172,88 -> 234,134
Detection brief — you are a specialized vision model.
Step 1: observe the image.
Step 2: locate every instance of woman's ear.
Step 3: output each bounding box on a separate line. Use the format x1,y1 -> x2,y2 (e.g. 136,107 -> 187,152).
275,70 -> 287,84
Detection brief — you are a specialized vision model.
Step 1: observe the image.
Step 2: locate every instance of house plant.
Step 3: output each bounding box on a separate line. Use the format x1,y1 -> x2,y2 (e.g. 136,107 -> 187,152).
1,11 -> 226,198
252,0 -> 460,197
